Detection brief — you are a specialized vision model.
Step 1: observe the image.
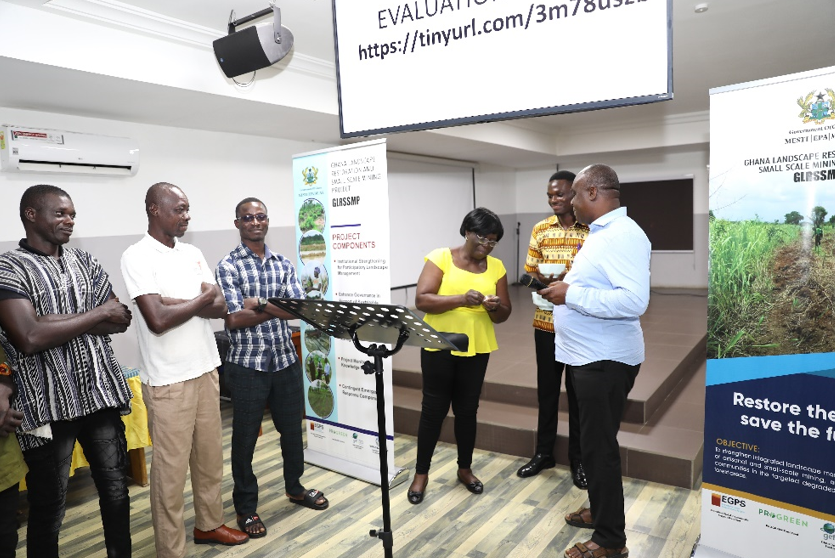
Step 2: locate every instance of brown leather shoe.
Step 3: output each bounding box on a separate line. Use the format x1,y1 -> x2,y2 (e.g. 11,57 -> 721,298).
194,524 -> 250,546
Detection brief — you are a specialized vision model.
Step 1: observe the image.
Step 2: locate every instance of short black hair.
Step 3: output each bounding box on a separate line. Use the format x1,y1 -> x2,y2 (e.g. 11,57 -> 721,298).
459,207 -> 504,241
549,170 -> 576,183
20,184 -> 70,223
235,197 -> 267,218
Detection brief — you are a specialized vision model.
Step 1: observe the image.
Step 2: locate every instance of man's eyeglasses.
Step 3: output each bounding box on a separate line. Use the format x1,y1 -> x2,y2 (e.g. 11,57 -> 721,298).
469,234 -> 498,248
239,213 -> 269,223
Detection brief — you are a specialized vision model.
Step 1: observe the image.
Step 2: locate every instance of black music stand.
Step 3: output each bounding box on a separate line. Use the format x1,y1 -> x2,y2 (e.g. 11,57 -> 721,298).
270,297 -> 467,558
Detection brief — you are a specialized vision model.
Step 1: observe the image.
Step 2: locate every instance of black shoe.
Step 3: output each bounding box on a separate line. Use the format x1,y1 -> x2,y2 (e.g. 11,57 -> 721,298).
457,471 -> 483,494
571,461 -> 588,490
517,453 -> 556,478
407,475 -> 427,505
407,488 -> 425,504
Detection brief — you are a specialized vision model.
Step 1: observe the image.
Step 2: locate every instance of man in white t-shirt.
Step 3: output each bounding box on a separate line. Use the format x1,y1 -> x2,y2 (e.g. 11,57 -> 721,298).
121,182 -> 248,558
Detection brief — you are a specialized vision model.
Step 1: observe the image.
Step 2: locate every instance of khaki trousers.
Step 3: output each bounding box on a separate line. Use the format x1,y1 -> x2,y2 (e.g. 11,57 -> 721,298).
143,371 -> 224,558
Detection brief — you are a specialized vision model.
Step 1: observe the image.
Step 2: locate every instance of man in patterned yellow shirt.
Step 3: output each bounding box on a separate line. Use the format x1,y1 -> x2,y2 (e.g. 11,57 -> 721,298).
516,171 -> 590,490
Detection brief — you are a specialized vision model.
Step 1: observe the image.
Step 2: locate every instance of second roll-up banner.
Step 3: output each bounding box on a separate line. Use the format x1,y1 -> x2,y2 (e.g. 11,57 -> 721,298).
697,65 -> 835,558
292,138 -> 402,485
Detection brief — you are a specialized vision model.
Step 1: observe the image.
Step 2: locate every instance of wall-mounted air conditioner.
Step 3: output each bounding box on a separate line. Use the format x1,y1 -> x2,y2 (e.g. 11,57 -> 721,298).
0,125 -> 139,176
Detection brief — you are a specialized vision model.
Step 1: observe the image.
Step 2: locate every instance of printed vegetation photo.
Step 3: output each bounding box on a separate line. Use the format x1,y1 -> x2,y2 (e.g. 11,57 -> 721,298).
298,198 -> 325,233
709,204 -> 835,359
308,381 -> 334,418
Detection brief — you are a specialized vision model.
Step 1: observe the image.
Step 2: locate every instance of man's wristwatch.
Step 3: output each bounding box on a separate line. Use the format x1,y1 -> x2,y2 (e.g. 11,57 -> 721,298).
256,297 -> 268,312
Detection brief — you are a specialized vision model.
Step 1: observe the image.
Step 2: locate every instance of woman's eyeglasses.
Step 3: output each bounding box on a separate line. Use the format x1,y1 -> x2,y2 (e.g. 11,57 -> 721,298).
469,234 -> 498,247
239,213 -> 269,223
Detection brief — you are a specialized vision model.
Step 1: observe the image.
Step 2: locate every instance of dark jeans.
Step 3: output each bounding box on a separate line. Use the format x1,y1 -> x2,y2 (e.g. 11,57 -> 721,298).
415,349 -> 489,475
22,408 -> 130,558
0,482 -> 20,558
534,329 -> 581,461
227,360 -> 305,515
569,360 -> 640,549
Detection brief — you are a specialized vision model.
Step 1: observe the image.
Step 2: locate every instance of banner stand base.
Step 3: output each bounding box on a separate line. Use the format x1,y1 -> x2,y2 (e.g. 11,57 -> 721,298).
304,448 -> 409,488
691,543 -> 739,558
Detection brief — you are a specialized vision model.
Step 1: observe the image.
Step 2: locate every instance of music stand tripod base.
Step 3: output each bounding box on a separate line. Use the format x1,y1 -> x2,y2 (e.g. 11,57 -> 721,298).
270,297 -> 467,558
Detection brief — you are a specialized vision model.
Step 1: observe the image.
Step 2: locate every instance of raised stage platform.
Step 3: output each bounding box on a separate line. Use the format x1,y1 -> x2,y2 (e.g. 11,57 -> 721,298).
392,286 -> 707,489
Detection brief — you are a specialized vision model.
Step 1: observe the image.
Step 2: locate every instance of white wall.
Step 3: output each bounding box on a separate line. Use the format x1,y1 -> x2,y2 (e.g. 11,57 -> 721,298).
385,160 -> 518,307
0,106 -> 333,240
475,164 -> 516,212
555,112 -> 710,157
474,163 -> 517,273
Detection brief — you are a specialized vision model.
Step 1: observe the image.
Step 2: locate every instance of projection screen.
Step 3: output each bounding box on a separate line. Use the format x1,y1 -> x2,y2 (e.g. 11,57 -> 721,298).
332,0 -> 673,138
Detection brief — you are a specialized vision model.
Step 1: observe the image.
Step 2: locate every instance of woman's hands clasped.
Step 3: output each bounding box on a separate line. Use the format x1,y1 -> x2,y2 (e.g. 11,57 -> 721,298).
461,289 -> 500,313
481,295 -> 501,313
462,289 -> 486,307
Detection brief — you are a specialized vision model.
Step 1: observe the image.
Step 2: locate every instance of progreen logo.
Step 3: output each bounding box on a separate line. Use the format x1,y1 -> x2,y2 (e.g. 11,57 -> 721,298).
758,508 -> 808,527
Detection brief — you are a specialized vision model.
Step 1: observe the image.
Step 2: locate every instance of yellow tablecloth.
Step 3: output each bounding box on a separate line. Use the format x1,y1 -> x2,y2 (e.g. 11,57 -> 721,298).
20,370 -> 152,490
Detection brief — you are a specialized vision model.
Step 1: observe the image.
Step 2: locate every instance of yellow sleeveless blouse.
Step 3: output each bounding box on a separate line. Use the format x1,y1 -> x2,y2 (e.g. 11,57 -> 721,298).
422,247 -> 506,357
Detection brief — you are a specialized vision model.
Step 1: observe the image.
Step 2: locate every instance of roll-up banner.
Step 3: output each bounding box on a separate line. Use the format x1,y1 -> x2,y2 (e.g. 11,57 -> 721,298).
292,138 -> 403,485
699,66 -> 835,557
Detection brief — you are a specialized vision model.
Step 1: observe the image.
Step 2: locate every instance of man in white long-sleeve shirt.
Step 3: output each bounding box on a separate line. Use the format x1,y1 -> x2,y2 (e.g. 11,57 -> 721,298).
540,164 -> 650,558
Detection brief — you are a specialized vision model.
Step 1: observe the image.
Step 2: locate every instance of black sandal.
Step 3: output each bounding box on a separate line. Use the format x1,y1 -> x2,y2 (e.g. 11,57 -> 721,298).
237,513 -> 267,538
288,489 -> 329,511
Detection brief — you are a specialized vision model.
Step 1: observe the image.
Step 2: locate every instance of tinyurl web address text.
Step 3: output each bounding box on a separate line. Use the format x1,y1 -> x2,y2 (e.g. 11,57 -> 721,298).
360,0 -> 648,61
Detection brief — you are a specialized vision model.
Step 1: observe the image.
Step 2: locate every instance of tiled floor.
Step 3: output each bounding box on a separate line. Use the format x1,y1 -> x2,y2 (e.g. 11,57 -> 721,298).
33,403 -> 703,557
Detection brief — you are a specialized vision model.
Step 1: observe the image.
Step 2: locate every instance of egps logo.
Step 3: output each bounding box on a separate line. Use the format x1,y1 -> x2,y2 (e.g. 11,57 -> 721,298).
711,493 -> 746,512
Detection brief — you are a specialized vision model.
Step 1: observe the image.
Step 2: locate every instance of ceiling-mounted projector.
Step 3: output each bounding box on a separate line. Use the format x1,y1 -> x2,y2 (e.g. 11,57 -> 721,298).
213,5 -> 294,79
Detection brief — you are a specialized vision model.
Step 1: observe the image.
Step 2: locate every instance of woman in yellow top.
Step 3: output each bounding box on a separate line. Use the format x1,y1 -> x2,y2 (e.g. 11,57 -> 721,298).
407,208 -> 511,504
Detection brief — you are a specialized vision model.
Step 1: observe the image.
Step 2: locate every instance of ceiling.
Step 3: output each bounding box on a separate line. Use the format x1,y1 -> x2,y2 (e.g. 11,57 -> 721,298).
1,0 -> 833,168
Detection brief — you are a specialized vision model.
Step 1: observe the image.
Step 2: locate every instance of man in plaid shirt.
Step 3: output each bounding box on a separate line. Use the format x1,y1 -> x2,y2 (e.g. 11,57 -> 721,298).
216,197 -> 329,539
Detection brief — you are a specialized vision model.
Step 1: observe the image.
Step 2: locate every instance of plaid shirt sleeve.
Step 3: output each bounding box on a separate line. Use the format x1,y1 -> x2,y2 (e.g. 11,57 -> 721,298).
281,259 -> 305,299
216,257 -> 244,314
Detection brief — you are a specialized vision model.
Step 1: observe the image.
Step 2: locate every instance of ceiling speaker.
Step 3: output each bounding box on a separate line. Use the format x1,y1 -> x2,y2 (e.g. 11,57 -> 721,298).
213,6 -> 294,79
